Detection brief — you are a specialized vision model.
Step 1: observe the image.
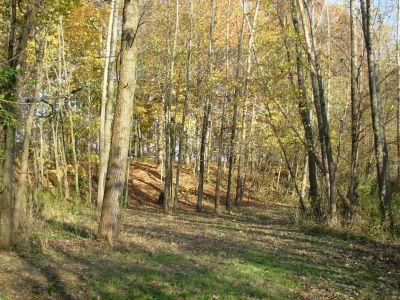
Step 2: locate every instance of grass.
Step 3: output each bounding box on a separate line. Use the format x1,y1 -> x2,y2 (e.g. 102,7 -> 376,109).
1,164 -> 399,299
0,291 -> 10,300
1,198 -> 398,300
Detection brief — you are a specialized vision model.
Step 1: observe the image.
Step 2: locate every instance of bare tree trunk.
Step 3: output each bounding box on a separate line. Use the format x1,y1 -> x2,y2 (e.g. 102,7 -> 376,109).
13,29 -> 45,231
397,0 -> 400,191
98,0 -> 138,243
174,0 -> 194,210
1,0 -> 16,249
214,0 -> 231,213
197,0 -> 214,212
59,110 -> 70,200
98,0 -> 119,209
51,118 -> 62,193
290,3 -> 320,216
236,0 -> 260,206
301,155 -> 309,199
67,106 -> 79,196
1,0 -> 40,248
360,0 -> 393,229
297,0 -> 336,223
164,0 -> 180,213
348,0 -> 361,213
87,89 -> 93,203
124,123 -> 133,208
39,118 -> 45,187
226,2 -> 245,211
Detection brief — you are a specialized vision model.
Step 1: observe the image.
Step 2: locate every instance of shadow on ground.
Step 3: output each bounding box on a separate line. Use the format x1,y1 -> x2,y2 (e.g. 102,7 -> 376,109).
2,202 -> 397,300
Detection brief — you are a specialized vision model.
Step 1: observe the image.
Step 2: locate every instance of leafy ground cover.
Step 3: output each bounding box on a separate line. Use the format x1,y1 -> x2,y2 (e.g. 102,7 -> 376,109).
0,162 -> 399,299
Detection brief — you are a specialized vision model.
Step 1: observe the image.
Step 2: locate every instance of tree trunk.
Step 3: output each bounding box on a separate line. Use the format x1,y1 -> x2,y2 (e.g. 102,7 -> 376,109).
297,0 -> 336,223
164,0 -> 180,213
348,0 -> 361,212
174,0 -> 194,210
197,0 -> 214,212
226,2 -> 245,211
98,0 -> 120,209
98,0 -> 138,243
360,0 -> 393,229
236,0 -> 260,206
1,0 -> 40,248
397,0 -> 400,191
214,0 -> 231,213
290,3 -> 320,216
13,29 -> 45,231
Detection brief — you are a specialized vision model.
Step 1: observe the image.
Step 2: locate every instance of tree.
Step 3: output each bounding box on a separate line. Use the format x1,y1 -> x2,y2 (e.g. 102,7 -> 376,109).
360,0 -> 393,228
164,0 -> 180,213
197,0 -> 215,212
1,0 -> 40,249
297,0 -> 337,223
98,0 -> 139,243
97,0 -> 120,210
348,0 -> 361,212
226,1 -> 245,211
290,0 -> 319,216
13,29 -> 45,231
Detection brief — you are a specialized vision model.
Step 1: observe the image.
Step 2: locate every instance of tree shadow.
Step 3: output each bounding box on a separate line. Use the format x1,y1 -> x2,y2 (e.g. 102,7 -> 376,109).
16,247 -> 73,299
46,219 -> 97,239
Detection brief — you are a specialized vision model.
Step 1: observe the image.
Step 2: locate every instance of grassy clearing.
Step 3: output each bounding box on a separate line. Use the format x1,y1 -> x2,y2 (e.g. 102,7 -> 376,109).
1,195 -> 399,299
1,163 -> 399,299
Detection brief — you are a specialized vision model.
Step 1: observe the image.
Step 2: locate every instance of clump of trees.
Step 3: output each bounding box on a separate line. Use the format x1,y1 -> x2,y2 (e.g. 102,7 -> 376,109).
1,0 -> 399,247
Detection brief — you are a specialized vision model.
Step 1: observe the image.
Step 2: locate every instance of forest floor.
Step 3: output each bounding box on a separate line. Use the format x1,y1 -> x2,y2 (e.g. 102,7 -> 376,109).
1,161 -> 400,299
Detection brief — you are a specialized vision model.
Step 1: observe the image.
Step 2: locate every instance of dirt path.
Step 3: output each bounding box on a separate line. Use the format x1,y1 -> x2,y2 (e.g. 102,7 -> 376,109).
1,162 -> 399,299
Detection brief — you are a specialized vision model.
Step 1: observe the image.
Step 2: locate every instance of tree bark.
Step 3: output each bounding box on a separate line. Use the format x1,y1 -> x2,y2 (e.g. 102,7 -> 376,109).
164,0 -> 180,213
13,29 -> 45,231
174,0 -> 194,210
1,0 -> 40,249
297,0 -> 336,223
197,0 -> 214,212
215,0 -> 231,213
226,2 -> 245,211
236,0 -> 260,206
397,0 -> 400,191
290,2 -> 320,216
348,0 -> 361,211
98,0 -> 120,209
360,0 -> 393,228
98,0 -> 139,243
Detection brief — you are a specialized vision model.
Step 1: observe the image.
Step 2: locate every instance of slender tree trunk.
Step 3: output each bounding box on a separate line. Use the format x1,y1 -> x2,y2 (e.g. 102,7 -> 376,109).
87,89 -> 93,202
1,0 -> 16,249
236,0 -> 260,206
164,0 -> 180,213
1,0 -> 40,248
290,3 -> 319,216
98,0 -> 119,209
197,0 -> 214,212
348,0 -> 361,213
297,0 -> 336,223
13,30 -> 45,231
360,0 -> 393,228
98,0 -> 138,243
174,0 -> 194,210
215,0 -> 231,213
397,0 -> 400,190
67,105 -> 79,196
51,118 -> 62,193
226,2 -> 245,210
58,109 -> 70,201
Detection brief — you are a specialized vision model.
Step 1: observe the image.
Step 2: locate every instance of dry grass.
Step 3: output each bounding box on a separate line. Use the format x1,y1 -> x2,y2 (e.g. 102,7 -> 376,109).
0,161 -> 399,299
